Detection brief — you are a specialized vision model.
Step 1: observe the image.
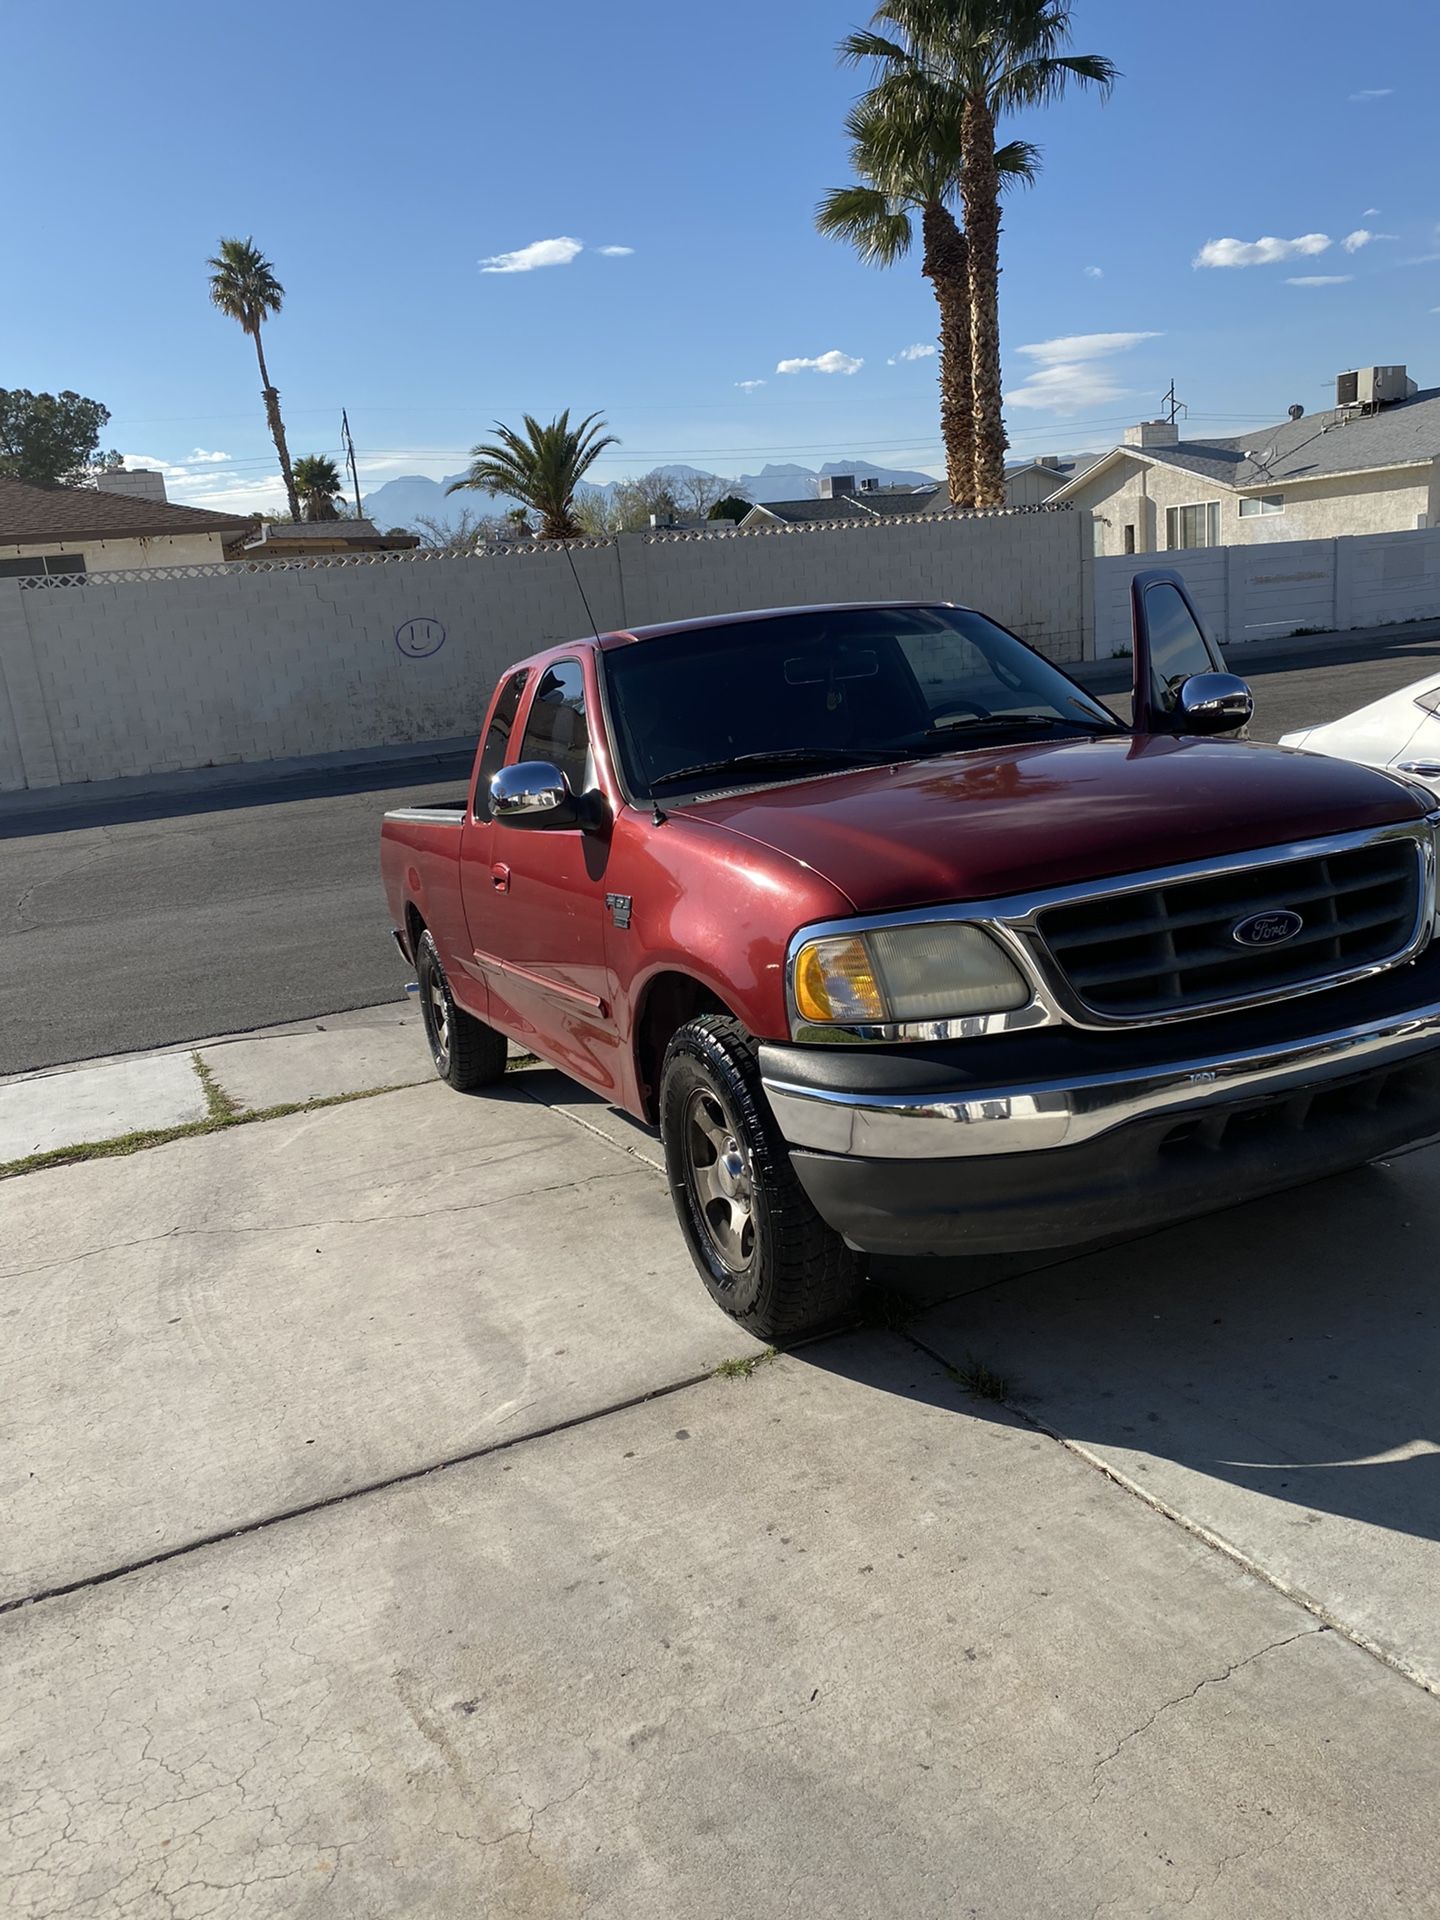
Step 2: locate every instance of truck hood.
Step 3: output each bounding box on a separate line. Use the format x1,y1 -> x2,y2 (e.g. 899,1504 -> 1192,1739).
677,735 -> 1429,913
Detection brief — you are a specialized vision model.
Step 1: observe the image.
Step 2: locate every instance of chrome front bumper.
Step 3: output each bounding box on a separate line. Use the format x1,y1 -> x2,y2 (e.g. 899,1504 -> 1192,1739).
761,993 -> 1440,1161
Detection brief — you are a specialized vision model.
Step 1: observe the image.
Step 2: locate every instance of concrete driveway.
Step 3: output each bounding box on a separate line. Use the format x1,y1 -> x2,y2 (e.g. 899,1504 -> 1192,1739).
3,1011 -> 1439,1917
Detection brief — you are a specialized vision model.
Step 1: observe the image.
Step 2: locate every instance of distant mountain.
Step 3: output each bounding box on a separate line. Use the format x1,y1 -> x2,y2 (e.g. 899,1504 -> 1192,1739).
739,460 -> 939,504
365,457 -> 941,535
362,472 -> 479,533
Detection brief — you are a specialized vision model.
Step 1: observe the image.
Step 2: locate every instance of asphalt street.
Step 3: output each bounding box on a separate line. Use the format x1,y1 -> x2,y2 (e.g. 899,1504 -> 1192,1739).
3,626 -> 1439,1075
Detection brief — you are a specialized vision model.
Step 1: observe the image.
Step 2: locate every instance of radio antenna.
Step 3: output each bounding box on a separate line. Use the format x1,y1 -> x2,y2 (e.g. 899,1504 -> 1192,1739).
562,538 -> 602,646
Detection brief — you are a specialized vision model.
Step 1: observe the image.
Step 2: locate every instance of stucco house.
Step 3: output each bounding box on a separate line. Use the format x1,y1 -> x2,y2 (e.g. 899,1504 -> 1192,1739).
1004,452 -> 1100,506
1050,366 -> 1440,556
0,470 -> 249,578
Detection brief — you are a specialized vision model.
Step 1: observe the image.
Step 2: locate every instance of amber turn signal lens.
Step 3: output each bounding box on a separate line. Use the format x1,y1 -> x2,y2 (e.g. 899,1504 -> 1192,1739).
793,936 -> 886,1023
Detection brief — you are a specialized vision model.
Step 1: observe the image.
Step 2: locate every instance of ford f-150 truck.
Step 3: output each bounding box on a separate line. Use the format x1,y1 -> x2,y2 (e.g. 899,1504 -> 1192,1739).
381,575 -> 1440,1339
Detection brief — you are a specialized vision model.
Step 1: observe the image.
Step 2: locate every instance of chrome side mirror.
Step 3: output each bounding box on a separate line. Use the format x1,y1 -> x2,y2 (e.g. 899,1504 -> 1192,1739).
1175,671 -> 1253,738
490,761 -> 607,831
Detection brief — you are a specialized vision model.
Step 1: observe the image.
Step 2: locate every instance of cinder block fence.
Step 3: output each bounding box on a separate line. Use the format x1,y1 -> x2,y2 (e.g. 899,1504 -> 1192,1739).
0,509 -> 1089,792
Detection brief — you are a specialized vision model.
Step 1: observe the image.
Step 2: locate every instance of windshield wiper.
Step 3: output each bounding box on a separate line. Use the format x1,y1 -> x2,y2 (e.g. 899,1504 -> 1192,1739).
649,745 -> 901,789
921,712 -> 1114,740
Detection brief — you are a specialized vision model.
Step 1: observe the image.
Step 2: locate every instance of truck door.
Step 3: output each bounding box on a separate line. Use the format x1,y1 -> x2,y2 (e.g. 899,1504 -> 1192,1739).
462,656 -> 621,1094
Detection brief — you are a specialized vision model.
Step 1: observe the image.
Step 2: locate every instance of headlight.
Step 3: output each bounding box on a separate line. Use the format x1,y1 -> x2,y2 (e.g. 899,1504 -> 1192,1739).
791,921 -> 1030,1031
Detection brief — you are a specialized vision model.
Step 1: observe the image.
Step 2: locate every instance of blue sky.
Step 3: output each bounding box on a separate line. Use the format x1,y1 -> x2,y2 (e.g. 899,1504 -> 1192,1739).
4,0 -> 1438,512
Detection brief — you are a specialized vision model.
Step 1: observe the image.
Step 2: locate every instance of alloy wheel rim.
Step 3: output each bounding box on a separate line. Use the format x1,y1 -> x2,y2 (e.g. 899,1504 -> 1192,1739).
425,966 -> 450,1068
684,1088 -> 754,1273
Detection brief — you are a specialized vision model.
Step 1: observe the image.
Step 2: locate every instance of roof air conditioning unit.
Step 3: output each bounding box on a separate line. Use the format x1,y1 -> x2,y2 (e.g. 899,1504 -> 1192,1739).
1338,365 -> 1411,408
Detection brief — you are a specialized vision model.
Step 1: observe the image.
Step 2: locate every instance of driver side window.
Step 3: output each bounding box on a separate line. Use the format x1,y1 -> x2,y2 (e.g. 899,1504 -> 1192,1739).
1144,582 -> 1220,715
518,659 -> 592,794
474,669 -> 529,819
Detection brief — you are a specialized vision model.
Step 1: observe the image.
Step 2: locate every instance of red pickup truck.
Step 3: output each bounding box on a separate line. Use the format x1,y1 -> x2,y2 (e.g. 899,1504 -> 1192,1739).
381,578 -> 1440,1338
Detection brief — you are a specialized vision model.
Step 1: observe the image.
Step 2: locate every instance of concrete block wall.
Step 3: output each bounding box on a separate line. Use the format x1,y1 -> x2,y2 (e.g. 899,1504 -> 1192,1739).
1091,524 -> 1440,656
0,509 -> 1086,792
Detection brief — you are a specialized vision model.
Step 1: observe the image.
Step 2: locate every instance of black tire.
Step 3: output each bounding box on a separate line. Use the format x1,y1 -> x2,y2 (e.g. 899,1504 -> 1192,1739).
415,929 -> 508,1091
659,1013 -> 863,1340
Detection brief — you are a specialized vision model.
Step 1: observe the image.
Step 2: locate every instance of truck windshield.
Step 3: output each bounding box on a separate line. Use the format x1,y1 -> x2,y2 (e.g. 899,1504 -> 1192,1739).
601,606 -> 1121,798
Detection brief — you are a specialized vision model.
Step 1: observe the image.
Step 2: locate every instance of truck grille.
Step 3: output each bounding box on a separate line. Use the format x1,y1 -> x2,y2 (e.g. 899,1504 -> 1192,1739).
1036,837 -> 1423,1019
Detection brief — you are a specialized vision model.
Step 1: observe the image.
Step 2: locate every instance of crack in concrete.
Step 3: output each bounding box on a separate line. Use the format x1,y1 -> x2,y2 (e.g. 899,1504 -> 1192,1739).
1089,1625 -> 1326,1803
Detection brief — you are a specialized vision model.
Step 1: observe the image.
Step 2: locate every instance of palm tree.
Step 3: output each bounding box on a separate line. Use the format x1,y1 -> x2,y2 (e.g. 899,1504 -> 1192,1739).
207,236 -> 302,522
293,454 -> 343,522
845,3 -> 1117,507
447,411 -> 618,541
817,80 -> 1037,507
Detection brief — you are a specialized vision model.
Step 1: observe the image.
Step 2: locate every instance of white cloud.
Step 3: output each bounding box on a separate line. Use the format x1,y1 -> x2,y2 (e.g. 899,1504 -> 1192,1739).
1363,207 -> 1380,216
775,349 -> 863,376
119,452 -> 194,480
1286,275 -> 1354,286
1015,331 -> 1160,365
1005,330 -> 1159,416
167,471 -> 288,515
1083,264 -> 1104,279
1341,228 -> 1396,251
596,245 -> 634,257
479,235 -> 584,274
1349,87 -> 1393,101
1404,253 -> 1440,266
188,448 -> 230,464
887,342 -> 936,365
735,379 -> 766,392
1193,233 -> 1330,268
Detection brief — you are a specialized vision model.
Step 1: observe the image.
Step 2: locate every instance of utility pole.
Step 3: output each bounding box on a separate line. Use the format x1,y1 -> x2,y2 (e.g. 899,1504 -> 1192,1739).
341,409 -> 363,520
1161,379 -> 1188,428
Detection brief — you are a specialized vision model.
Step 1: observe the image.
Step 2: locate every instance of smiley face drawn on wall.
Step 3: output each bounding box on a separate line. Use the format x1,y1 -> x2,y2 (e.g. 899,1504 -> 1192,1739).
396,617 -> 446,659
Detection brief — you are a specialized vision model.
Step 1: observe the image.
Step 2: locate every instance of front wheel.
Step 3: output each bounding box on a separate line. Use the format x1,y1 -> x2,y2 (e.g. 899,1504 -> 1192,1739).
659,1014 -> 863,1340
415,929 -> 508,1091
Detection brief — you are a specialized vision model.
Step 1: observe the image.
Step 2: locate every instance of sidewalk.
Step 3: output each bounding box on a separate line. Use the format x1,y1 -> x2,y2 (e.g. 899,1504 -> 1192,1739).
3,1006 -> 1438,1916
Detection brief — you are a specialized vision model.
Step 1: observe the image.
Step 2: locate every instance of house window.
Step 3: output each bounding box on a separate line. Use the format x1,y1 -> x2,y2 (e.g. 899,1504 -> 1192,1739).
1165,503 -> 1220,550
1122,524 -> 1136,555
1238,494 -> 1284,517
0,553 -> 87,581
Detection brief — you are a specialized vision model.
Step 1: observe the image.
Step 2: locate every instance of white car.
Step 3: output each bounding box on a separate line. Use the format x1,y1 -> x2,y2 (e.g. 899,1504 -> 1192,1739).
1280,672 -> 1440,798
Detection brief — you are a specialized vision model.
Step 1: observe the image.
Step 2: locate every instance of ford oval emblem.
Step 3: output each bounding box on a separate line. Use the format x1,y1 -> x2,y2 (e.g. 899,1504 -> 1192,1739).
1231,909 -> 1304,948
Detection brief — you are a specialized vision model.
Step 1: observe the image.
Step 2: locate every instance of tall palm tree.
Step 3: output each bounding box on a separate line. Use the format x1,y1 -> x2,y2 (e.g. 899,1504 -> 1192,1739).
293,454 -> 343,522
447,410 -> 618,541
845,2 -> 1117,507
817,81 -> 1037,507
207,236 -> 302,522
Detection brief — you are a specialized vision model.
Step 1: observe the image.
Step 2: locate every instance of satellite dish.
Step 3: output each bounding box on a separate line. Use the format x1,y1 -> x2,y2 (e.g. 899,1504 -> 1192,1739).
1288,403 -> 1305,421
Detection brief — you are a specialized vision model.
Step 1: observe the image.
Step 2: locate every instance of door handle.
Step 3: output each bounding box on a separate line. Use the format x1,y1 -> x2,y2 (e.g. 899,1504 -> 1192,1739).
492,864 -> 511,892
1398,762 -> 1440,779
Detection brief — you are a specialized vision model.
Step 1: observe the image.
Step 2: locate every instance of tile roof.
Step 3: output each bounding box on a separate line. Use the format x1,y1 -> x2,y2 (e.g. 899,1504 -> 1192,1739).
0,475 -> 251,544
1060,388 -> 1440,496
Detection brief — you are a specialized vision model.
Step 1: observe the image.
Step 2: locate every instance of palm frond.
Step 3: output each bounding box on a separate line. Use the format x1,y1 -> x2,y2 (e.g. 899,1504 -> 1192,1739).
815,185 -> 914,266
207,235 -> 285,333
446,410 -> 618,539
995,138 -> 1042,190
837,28 -> 913,67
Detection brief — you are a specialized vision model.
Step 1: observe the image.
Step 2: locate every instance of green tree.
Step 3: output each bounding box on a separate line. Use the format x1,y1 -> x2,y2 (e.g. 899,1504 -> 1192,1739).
292,454 -> 344,522
817,81 -> 1036,506
708,494 -> 753,524
447,411 -> 618,541
0,389 -> 120,488
844,2 -> 1116,506
207,236 -> 302,522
